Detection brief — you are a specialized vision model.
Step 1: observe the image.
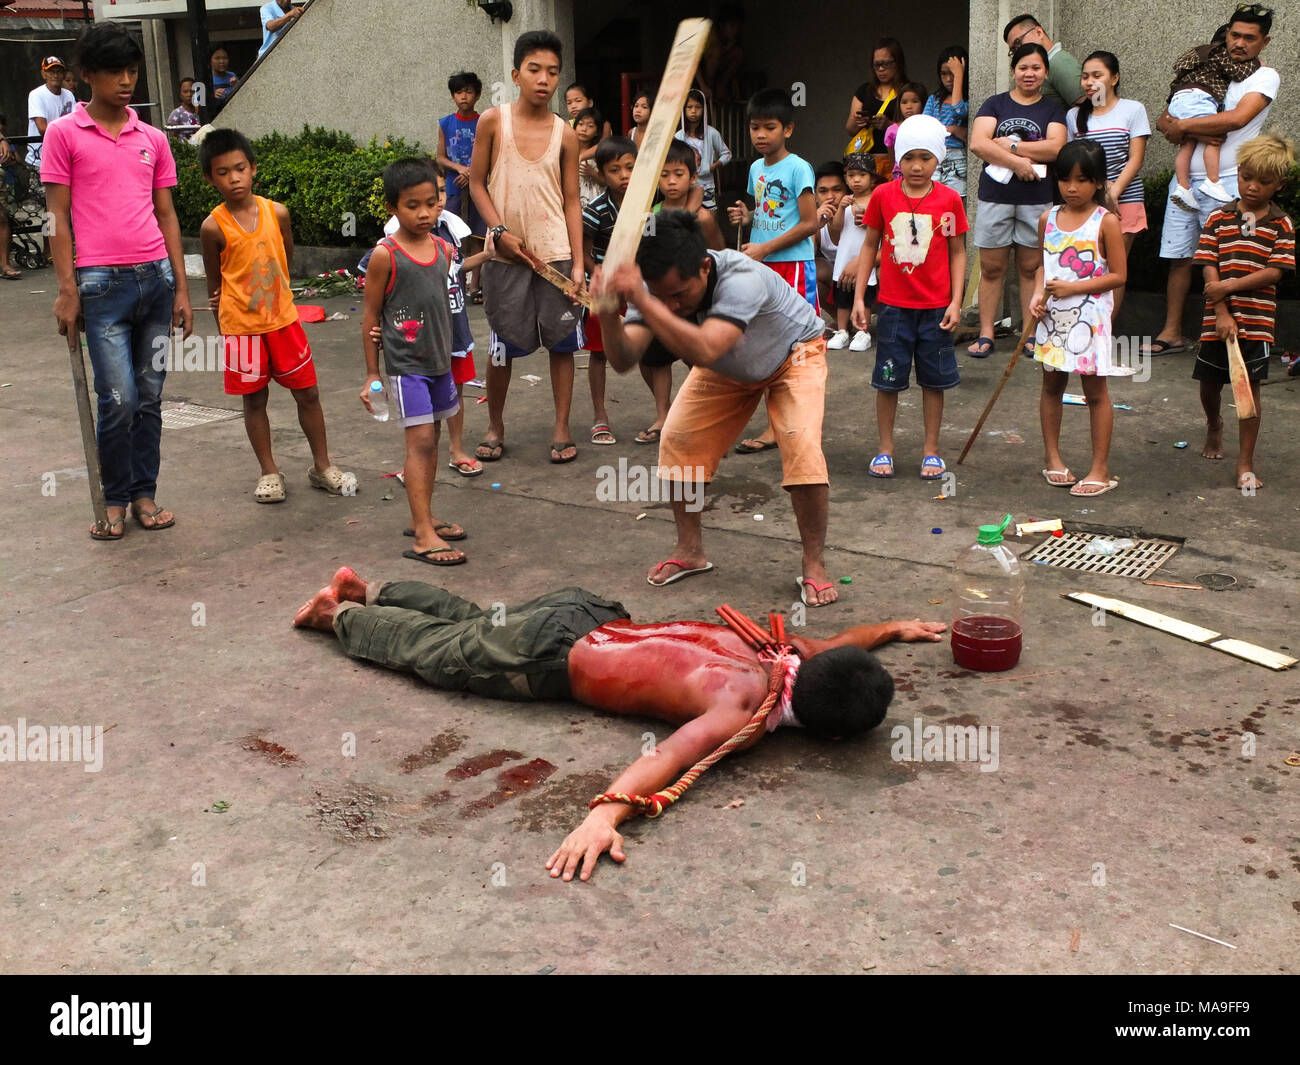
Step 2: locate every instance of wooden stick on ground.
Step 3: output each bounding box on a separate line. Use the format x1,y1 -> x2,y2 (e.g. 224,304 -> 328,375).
67,326 -> 110,535
594,18 -> 712,313
956,318 -> 1038,465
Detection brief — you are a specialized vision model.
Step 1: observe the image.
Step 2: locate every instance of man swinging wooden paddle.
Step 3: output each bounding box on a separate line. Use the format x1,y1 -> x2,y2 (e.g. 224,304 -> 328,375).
293,567 -> 946,882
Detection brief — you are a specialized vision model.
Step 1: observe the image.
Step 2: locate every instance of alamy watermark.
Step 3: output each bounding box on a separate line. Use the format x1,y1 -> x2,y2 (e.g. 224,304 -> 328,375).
0,718 -> 103,772
891,716 -> 999,772
595,458 -> 707,511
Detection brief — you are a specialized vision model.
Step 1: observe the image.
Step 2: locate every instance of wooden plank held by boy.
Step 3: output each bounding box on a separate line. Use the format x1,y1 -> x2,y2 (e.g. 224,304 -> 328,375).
593,17 -> 712,314
516,244 -> 595,311
66,326 -> 112,535
1225,334 -> 1259,420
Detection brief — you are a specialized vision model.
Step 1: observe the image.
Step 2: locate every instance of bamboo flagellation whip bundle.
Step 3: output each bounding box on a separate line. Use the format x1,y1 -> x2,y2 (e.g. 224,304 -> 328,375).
593,18 -> 712,313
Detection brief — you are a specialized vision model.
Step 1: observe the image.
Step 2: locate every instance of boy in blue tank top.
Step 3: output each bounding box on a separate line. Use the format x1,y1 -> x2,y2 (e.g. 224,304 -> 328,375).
361,159 -> 467,567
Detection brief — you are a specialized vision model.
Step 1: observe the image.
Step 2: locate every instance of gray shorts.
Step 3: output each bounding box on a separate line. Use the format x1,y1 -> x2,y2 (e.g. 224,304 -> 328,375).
482,258 -> 584,355
973,199 -> 1046,249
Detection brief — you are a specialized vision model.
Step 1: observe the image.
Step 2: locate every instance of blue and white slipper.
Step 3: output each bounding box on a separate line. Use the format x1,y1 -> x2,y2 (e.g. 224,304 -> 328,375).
868,453 -> 895,478
920,455 -> 946,480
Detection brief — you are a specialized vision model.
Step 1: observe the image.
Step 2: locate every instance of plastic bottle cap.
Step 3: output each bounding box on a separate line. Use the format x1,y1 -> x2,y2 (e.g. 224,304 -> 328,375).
369,381 -> 383,392
931,527 -> 942,534
977,513 -> 1014,545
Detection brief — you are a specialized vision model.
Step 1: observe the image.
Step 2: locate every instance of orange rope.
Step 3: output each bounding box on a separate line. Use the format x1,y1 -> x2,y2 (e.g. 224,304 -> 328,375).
589,606 -> 793,818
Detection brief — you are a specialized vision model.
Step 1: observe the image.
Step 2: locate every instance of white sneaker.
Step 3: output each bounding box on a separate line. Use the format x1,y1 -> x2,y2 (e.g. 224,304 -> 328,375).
849,330 -> 872,351
827,329 -> 851,349
1198,178 -> 1233,202
1170,184 -> 1199,212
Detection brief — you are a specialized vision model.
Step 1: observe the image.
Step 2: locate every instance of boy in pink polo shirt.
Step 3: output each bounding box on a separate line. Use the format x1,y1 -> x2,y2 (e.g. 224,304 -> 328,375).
42,23 -> 192,540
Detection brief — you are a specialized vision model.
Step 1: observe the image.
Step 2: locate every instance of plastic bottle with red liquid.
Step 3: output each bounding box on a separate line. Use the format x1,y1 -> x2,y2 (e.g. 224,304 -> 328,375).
951,514 -> 1023,672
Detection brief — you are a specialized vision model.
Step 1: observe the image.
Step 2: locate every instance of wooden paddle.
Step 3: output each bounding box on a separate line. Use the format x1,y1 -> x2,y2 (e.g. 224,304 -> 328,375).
66,325 -> 111,535
957,318 -> 1038,465
1225,334 -> 1258,419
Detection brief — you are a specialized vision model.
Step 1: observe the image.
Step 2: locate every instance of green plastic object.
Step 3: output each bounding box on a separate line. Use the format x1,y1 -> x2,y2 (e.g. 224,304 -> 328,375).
977,513 -> 1013,545
839,576 -> 852,584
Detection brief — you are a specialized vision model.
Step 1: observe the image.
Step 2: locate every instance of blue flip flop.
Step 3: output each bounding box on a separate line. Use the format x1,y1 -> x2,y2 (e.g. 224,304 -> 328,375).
868,453 -> 895,478
968,336 -> 993,358
920,455 -> 946,480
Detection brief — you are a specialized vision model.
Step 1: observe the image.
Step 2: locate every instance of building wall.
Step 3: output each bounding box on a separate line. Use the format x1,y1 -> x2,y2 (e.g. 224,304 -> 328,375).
215,0 -> 577,147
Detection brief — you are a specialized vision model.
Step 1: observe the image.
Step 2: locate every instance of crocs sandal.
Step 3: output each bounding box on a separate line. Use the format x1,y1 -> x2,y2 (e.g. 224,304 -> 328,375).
868,453 -> 895,478
590,423 -> 616,445
254,472 -> 286,503
967,336 -> 993,358
920,455 -> 946,480
308,465 -> 355,495
403,547 -> 467,566
647,559 -> 714,586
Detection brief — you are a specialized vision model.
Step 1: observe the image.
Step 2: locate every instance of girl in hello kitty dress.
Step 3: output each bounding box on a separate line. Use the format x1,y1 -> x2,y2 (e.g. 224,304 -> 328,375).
1029,139 -> 1129,497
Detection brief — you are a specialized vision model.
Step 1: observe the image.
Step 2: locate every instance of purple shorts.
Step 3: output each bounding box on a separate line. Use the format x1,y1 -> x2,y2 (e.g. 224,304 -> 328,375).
391,371 -> 460,428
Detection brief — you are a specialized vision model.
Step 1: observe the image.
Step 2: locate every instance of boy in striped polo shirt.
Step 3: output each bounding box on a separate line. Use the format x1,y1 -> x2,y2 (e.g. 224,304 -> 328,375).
1193,133 -> 1296,490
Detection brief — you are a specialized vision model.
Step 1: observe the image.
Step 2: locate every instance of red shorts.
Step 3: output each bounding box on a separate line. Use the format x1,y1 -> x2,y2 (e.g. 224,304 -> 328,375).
763,259 -> 821,316
451,350 -> 477,385
584,308 -> 605,353
223,320 -> 317,395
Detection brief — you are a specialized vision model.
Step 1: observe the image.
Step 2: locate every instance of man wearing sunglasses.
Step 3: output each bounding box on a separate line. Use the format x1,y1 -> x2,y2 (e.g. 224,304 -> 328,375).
1145,4 -> 1277,357
1001,13 -> 1083,109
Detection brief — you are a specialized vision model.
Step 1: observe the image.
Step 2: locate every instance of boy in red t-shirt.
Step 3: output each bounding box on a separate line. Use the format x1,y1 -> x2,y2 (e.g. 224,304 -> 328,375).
851,115 -> 967,481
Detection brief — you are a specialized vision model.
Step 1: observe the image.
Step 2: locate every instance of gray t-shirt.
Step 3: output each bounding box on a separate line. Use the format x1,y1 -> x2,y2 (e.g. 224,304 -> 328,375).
378,236 -> 452,378
625,249 -> 823,382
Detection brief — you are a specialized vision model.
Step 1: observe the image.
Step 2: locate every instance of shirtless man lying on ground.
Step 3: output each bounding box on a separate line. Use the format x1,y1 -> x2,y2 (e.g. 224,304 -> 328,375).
294,567 -> 946,882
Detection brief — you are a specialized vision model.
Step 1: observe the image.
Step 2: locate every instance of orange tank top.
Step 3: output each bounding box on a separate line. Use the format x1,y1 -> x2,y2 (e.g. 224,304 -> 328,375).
213,196 -> 297,335
487,104 -> 571,264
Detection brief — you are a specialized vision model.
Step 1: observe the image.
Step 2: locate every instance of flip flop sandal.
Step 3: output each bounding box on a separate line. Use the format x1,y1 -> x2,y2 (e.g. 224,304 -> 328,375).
308,465 -> 355,495
131,502 -> 175,531
920,455 -> 946,480
1069,478 -> 1119,497
549,441 -> 578,464
634,427 -> 661,445
797,577 -> 836,607
868,453 -> 895,478
967,336 -> 993,358
590,423 -> 617,445
471,290 -> 484,305
403,547 -> 467,566
1,269 -> 21,281
734,439 -> 778,454
1140,339 -> 1185,356
1041,468 -> 1076,487
254,472 -> 286,503
447,458 -> 484,477
647,559 -> 714,586
475,439 -> 504,461
89,515 -> 126,541
403,523 -> 467,541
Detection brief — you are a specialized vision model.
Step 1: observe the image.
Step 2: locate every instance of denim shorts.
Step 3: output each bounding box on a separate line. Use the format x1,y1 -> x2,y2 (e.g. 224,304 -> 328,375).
1160,173 -> 1238,259
871,304 -> 960,392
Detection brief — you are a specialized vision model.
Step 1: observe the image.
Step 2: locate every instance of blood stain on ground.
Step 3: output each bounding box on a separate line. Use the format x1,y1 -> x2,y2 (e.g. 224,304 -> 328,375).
399,729 -> 467,774
446,749 -> 523,781
513,769 -> 619,834
460,758 -> 557,818
240,734 -> 299,766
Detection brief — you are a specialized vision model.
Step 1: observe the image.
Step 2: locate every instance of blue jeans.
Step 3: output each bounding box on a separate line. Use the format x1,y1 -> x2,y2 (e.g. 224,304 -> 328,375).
76,259 -> 175,507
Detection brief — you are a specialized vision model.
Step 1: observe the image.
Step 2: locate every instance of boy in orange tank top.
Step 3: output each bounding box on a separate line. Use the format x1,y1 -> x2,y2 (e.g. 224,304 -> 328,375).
199,128 -> 352,503
468,30 -> 587,465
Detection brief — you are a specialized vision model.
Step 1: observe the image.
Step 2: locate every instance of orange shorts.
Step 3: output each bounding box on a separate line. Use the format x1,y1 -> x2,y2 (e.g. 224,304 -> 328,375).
223,320 -> 317,395
657,337 -> 828,488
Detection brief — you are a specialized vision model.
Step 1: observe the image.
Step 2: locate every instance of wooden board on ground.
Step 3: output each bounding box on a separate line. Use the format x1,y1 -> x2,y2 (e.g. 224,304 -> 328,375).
1061,592 -> 1296,670
594,17 -> 712,312
517,246 -> 594,311
1225,335 -> 1259,419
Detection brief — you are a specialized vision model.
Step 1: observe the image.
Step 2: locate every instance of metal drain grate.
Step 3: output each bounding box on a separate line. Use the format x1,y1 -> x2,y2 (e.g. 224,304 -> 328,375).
1028,532 -> 1180,579
160,402 -> 242,430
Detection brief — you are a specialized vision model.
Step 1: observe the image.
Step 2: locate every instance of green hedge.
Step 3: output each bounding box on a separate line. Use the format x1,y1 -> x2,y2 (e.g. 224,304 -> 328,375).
1129,167 -> 1300,296
172,126 -> 426,247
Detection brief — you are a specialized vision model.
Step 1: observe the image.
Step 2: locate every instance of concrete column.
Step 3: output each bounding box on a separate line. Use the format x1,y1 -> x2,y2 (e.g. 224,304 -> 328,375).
143,18 -> 177,123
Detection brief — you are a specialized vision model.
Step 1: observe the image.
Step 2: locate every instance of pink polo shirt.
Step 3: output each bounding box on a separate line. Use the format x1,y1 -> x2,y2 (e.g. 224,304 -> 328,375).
40,103 -> 177,267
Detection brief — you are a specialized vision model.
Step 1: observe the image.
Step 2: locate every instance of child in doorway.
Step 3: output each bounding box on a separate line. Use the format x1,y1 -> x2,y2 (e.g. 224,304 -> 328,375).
437,71 -> 485,300
851,115 -> 967,482
1028,139 -> 1128,497
676,89 -> 732,212
827,154 -> 879,351
581,136 -> 637,446
361,158 -> 467,566
469,31 -> 587,466
564,82 -> 614,139
575,107 -> 605,208
885,83 -> 928,181
1192,133 -> 1295,491
1168,24 -> 1260,210
200,128 -> 352,504
629,87 -> 653,150
726,87 -> 821,454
